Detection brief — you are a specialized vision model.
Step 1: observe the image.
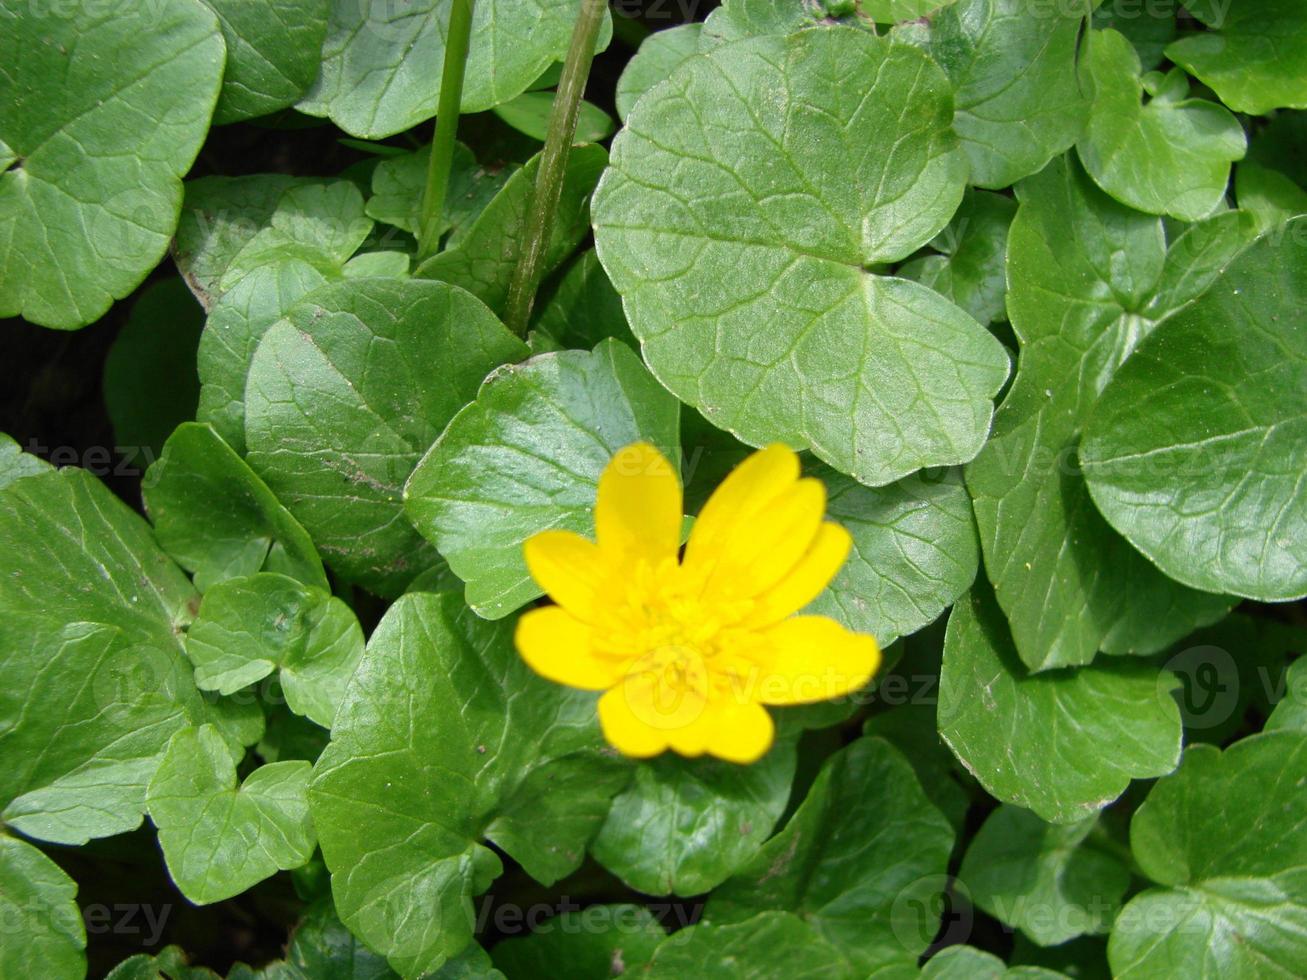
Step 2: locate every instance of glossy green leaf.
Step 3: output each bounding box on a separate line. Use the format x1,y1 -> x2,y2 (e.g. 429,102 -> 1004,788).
959,806 -> 1128,946
0,0 -> 224,329
927,0 -> 1089,189
491,904 -> 664,979
898,189 -> 1018,325
1109,732 -> 1307,978
104,946 -> 221,980
1078,29 -> 1244,221
147,724 -> 315,904
0,432 -> 51,488
529,249 -> 636,353
590,741 -> 797,897
417,145 -> 606,319
202,0 -> 330,124
0,467 -> 253,844
1236,163 -> 1307,232
808,465 -> 978,646
244,278 -> 527,596
492,91 -> 614,143
300,0 -> 607,138
1082,219 -> 1307,602
185,573 -> 364,728
967,157 -> 1243,670
698,0 -> 822,47
594,28 -> 1008,487
103,278 -> 205,464
1165,0 -> 1307,115
939,585 -> 1182,824
614,24 -> 703,121
310,593 -> 631,978
366,142 -> 513,238
144,423 -> 328,593
708,737 -> 954,972
642,912 -> 853,980
174,174 -> 312,308
0,836 -> 86,980
863,702 -> 971,831
921,945 -> 1069,979
1268,658 -> 1307,733
405,341 -> 680,620
864,0 -> 959,20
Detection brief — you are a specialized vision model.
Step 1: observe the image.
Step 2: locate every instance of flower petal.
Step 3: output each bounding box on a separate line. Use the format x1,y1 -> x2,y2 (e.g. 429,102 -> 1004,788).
515,607 -> 622,691
697,701 -> 775,765
753,615 -> 880,706
523,530 -> 609,621
701,477 -> 827,601
685,443 -> 799,570
598,685 -> 672,758
595,442 -> 682,567
748,522 -> 852,625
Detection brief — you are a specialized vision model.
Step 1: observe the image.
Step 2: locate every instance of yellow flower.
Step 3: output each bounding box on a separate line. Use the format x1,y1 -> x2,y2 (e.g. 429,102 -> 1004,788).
514,442 -> 880,764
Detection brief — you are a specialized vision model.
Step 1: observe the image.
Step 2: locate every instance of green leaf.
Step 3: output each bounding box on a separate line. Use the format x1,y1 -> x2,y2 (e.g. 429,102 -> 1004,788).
1078,30 -> 1244,221
1236,163 -> 1307,232
529,249 -> 636,353
174,174 -> 312,308
863,702 -> 971,832
0,836 -> 86,980
966,156 -> 1242,671
959,806 -> 1128,946
590,741 -> 797,897
898,189 -> 1018,326
614,24 -> 703,121
492,91 -> 614,143
807,465 -> 978,646
1268,658 -> 1307,733
863,0 -> 959,21
185,573 -> 364,728
366,142 -> 513,238
0,433 -> 51,488
699,0 -> 823,47
1092,0 -> 1177,70
641,912 -> 853,980
299,0 -> 608,138
105,946 -> 221,980
927,0 -> 1089,189
708,737 -> 954,972
593,28 -> 1008,487
921,945 -> 1069,979
939,585 -> 1182,824
147,724 -> 315,904
245,278 -> 527,596
0,0 -> 224,329
417,144 -> 607,319
405,340 -> 681,619
1081,219 -> 1307,602
1109,733 -> 1307,978
279,898 -> 402,980
310,593 -> 630,977
103,278 -> 205,464
1165,0 -> 1307,115
201,0 -> 330,124
491,904 -> 664,979
144,423 -> 328,593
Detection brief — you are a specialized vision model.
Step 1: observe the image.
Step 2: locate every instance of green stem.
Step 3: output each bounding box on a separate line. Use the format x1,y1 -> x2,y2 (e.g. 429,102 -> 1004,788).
503,0 -> 607,336
416,0 -> 476,262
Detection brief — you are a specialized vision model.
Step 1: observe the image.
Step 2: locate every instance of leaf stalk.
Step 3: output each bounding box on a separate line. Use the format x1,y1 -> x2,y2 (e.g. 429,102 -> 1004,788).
416,0 -> 476,262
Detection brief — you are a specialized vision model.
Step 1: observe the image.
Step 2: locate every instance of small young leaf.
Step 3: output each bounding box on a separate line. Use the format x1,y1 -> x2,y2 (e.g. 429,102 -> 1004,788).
1165,0 -> 1307,115
366,141 -> 512,238
144,423 -> 328,593
147,725 -> 315,905
614,23 -> 703,121
1078,29 -> 1245,222
186,573 -> 364,728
